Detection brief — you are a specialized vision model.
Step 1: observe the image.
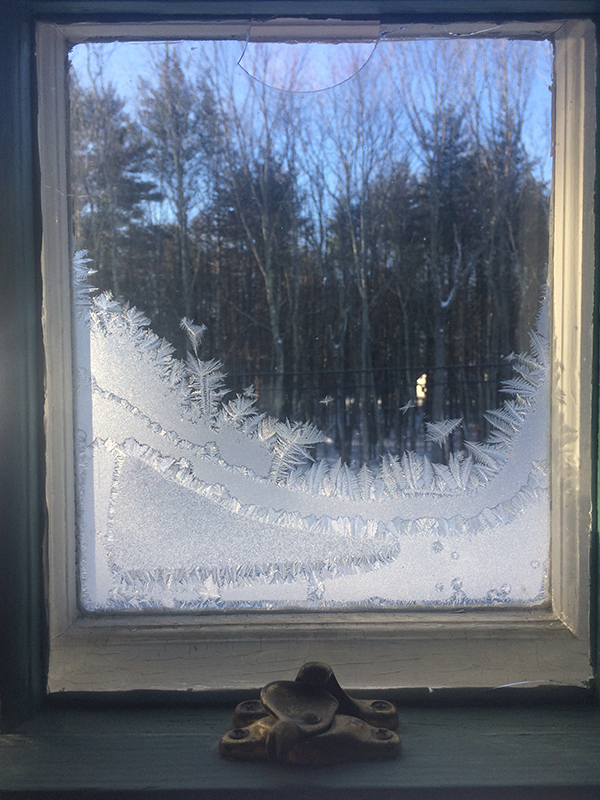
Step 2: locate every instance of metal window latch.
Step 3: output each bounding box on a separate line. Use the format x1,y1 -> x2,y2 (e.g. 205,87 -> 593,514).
219,661 -> 401,766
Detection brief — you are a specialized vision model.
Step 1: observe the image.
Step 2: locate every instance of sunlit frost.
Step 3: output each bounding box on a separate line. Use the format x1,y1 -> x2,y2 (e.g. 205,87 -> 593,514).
73,253 -> 550,612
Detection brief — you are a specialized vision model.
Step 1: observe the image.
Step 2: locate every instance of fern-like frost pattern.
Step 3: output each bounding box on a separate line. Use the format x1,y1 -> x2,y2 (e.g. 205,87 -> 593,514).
72,252 -> 549,611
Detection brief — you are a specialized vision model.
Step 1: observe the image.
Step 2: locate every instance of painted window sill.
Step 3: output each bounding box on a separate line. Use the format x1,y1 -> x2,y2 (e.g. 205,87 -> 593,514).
1,703 -> 600,795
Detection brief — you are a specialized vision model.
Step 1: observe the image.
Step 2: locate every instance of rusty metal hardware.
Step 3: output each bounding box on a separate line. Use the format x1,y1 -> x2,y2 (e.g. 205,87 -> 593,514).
219,661 -> 401,765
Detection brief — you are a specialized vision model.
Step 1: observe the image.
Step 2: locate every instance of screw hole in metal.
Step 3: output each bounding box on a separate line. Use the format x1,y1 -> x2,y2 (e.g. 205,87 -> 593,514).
371,701 -> 392,711
302,712 -> 322,725
229,728 -> 250,740
240,701 -> 262,711
372,728 -> 394,740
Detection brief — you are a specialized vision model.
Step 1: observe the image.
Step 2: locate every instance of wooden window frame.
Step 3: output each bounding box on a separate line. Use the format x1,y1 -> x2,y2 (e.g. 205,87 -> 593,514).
35,14 -> 595,696
1,2 -> 599,796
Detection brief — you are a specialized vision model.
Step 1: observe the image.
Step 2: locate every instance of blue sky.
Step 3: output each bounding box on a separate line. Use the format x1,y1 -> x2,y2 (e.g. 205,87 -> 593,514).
69,36 -> 553,184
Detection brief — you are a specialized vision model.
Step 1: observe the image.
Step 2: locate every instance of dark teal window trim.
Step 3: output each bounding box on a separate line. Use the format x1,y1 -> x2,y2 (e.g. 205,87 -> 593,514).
0,1 -> 599,794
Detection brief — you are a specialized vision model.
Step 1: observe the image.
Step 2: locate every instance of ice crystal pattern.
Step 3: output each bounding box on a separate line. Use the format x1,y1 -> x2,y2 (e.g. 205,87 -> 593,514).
73,253 -> 550,611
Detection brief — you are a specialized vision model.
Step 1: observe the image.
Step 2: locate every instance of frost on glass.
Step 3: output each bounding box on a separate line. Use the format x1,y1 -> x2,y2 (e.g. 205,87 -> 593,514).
74,252 -> 549,611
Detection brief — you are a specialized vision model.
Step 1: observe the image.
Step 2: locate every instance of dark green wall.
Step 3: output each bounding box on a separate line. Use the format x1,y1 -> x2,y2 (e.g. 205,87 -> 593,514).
0,0 -> 46,731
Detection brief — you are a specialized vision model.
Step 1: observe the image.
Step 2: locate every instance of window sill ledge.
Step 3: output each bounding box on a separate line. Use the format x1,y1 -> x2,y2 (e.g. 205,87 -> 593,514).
2,704 -> 600,796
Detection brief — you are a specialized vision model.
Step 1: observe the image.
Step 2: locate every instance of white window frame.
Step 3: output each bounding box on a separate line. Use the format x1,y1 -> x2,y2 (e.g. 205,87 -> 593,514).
38,17 -> 595,694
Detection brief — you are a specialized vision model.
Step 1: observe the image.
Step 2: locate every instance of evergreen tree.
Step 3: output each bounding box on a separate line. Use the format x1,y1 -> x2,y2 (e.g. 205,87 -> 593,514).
70,71 -> 159,298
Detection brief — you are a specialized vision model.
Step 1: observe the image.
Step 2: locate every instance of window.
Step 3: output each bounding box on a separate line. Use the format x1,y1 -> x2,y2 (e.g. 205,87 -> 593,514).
37,16 -> 595,693
70,34 -> 551,615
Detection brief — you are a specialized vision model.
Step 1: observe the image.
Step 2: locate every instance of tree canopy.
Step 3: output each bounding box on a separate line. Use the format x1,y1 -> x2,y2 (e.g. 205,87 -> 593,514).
70,38 -> 550,468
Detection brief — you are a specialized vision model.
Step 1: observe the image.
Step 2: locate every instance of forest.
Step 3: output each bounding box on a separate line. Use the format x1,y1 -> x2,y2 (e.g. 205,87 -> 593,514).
70,37 -> 550,468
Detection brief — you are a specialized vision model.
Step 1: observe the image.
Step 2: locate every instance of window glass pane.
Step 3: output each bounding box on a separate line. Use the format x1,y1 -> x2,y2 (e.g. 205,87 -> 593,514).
69,35 -> 551,611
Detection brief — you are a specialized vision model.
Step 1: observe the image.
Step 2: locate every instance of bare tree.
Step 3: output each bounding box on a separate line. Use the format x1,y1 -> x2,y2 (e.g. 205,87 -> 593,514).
202,43 -> 305,418
305,46 -> 400,463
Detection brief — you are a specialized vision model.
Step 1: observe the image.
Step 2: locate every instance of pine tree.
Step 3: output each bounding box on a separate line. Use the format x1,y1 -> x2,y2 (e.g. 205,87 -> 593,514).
70,68 -> 159,299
